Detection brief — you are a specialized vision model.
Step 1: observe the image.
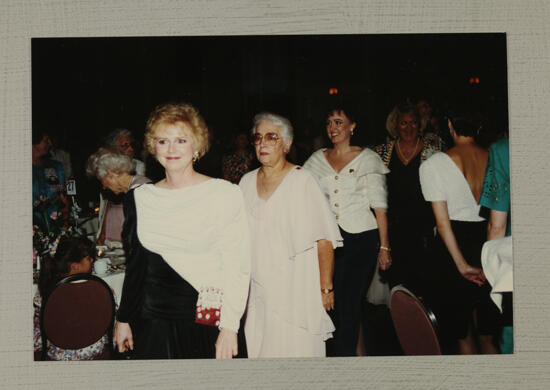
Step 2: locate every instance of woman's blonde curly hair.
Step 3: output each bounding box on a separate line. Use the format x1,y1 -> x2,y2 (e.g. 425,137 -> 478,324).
385,103 -> 421,139
144,103 -> 210,160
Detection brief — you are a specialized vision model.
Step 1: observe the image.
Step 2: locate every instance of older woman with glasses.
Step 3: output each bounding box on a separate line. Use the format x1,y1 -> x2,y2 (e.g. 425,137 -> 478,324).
104,128 -> 145,176
239,112 -> 342,358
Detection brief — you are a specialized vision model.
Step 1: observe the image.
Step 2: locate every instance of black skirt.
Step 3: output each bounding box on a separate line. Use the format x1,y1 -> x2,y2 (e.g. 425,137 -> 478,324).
427,220 -> 501,340
129,249 -> 212,359
132,242 -> 248,360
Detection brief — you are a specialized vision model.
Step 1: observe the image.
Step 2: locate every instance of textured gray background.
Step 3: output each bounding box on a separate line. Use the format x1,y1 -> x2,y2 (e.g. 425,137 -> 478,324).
1,0 -> 549,388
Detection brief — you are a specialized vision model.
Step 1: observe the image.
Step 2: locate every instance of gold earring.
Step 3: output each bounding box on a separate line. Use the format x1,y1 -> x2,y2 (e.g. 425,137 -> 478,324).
192,151 -> 199,162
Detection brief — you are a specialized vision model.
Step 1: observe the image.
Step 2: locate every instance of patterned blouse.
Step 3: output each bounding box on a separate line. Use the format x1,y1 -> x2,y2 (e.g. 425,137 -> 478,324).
372,134 -> 446,167
222,151 -> 256,184
33,289 -> 115,360
479,138 -> 511,236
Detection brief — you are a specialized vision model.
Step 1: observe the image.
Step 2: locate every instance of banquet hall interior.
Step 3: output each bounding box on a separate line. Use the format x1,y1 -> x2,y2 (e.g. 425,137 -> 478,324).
32,33 -> 512,359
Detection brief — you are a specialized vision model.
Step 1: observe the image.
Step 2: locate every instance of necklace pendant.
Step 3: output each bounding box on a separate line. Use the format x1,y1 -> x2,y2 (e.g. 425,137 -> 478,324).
397,137 -> 419,164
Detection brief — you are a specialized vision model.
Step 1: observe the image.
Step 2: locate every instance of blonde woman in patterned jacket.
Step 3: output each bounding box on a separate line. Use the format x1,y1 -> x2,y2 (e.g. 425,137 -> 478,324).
371,102 -> 445,296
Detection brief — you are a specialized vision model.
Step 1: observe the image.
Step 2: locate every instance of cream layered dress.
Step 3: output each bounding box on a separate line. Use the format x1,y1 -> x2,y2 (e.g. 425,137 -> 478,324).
239,166 -> 342,358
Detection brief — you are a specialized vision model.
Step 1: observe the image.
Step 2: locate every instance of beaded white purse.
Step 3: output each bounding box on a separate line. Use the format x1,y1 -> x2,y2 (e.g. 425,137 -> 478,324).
195,286 -> 223,327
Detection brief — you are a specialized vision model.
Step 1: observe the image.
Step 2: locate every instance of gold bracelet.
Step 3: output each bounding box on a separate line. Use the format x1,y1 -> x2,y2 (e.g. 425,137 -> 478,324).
321,288 -> 334,294
379,246 -> 391,252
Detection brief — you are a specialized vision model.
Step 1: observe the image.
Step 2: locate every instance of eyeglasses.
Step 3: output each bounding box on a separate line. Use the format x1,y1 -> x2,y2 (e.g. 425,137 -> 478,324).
252,132 -> 280,145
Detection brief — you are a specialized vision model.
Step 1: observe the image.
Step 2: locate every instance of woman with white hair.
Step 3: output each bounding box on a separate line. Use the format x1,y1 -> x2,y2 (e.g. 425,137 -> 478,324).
239,112 -> 342,358
86,147 -> 150,244
104,128 -> 145,176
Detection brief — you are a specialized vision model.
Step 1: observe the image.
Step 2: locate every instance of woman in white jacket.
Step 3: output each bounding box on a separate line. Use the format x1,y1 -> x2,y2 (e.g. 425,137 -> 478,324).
304,105 -> 391,356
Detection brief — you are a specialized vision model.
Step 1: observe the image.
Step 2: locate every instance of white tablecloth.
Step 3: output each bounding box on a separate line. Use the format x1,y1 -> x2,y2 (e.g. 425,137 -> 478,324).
481,236 -> 513,312
77,215 -> 99,240
95,269 -> 125,306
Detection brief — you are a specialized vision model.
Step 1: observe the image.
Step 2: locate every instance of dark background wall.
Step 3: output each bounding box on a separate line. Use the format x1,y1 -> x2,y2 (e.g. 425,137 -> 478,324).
32,33 -> 508,204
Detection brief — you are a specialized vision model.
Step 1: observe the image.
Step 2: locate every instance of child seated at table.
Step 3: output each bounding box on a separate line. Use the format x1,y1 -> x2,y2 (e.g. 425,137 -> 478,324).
33,236 -> 112,360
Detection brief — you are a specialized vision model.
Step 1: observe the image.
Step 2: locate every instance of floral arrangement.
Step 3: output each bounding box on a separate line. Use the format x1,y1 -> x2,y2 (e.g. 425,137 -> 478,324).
32,193 -> 85,277
33,194 -> 65,236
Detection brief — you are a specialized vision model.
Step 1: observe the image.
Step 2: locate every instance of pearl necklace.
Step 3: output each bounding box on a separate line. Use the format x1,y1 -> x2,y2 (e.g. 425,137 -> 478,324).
396,137 -> 420,165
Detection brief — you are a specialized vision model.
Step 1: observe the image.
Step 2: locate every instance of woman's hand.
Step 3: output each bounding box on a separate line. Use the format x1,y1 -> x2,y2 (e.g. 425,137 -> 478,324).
215,328 -> 238,359
378,248 -> 392,271
114,321 -> 134,353
321,290 -> 335,311
430,202 -> 486,287
458,264 -> 486,286
317,239 -> 335,311
373,209 -> 391,271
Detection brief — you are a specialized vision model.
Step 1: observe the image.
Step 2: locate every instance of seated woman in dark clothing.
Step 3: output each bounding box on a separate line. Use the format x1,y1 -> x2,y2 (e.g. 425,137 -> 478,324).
114,102 -> 251,359
373,103 -> 445,293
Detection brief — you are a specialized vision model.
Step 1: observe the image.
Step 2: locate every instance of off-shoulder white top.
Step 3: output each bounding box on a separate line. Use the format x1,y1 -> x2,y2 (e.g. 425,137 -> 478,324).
303,148 -> 389,233
134,179 -> 251,333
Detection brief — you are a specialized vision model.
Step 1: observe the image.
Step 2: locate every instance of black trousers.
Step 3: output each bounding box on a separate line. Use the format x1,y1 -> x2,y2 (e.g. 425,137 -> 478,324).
328,227 -> 379,357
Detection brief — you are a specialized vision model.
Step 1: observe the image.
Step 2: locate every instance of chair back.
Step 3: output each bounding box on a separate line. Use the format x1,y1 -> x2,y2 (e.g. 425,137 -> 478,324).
389,285 -> 441,355
40,273 -> 115,360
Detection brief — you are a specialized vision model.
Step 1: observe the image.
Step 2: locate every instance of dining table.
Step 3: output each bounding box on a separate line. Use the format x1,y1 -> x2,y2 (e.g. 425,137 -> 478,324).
92,243 -> 126,306
93,266 -> 125,306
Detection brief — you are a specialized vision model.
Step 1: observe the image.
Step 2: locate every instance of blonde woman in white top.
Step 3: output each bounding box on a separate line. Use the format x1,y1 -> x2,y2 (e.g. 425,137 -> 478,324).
304,106 -> 391,356
114,103 -> 251,359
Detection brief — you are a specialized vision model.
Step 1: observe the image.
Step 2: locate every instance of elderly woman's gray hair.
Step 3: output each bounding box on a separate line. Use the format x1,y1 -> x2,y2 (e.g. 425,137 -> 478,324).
251,112 -> 294,143
86,147 -> 136,179
104,128 -> 132,148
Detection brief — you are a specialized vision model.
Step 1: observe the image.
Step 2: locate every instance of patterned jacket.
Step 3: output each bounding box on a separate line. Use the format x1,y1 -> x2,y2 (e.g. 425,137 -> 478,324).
372,133 -> 446,167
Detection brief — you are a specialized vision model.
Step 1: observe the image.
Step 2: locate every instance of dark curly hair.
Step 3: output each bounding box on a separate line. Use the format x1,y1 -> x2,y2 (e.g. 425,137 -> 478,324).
445,109 -> 482,138
38,236 -> 96,297
325,104 -> 357,125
